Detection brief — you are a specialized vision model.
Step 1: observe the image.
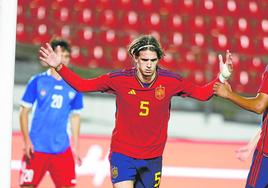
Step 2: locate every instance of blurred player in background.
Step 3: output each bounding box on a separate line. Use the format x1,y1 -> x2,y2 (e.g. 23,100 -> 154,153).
19,38 -> 83,188
39,35 -> 232,188
214,65 -> 268,188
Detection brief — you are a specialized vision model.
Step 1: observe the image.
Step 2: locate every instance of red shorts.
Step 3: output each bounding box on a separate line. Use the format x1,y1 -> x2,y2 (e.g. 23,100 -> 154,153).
19,147 -> 76,187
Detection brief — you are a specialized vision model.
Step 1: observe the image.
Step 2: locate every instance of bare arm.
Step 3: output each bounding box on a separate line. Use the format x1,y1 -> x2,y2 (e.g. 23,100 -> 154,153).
214,82 -> 268,114
236,128 -> 261,161
70,113 -> 82,166
19,106 -> 34,159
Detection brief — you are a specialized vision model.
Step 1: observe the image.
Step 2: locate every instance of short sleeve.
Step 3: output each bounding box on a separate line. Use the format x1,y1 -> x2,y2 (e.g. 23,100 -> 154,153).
70,92 -> 84,113
20,76 -> 38,108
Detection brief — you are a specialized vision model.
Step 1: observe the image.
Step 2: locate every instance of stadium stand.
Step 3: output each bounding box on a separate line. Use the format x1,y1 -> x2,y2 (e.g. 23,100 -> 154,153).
16,0 -> 268,94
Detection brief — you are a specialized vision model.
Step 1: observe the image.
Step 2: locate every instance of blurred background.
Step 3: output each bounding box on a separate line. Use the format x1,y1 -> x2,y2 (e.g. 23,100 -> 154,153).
12,0 -> 267,187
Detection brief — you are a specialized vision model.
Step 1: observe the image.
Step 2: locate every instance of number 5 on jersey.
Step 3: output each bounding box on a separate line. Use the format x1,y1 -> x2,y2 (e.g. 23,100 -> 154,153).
139,101 -> 149,116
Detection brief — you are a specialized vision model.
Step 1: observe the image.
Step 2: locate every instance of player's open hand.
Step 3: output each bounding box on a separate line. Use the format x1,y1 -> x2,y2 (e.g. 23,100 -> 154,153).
213,81 -> 232,98
218,50 -> 233,83
235,145 -> 253,161
39,43 -> 62,68
24,140 -> 34,160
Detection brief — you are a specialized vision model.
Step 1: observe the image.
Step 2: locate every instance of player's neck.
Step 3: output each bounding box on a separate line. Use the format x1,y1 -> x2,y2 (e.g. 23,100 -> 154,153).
50,68 -> 62,80
136,70 -> 156,84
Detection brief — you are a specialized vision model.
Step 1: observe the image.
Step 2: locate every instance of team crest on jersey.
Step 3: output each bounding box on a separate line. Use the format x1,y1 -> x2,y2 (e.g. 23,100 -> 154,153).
68,91 -> 75,99
111,166 -> 118,179
155,85 -> 165,100
40,89 -> 46,96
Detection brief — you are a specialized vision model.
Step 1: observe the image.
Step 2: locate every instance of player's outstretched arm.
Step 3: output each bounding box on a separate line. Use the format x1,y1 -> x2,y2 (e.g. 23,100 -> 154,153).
186,50 -> 233,101
214,82 -> 268,114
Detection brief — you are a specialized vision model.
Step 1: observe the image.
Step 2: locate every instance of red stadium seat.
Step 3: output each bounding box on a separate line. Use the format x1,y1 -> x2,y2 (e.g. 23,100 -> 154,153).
52,7 -> 72,23
119,11 -> 141,32
32,23 -> 51,45
16,22 -> 30,43
221,0 -> 240,17
160,51 -> 177,70
199,0 -> 220,16
173,0 -> 195,15
117,33 -> 134,47
158,0 -> 175,15
255,37 -> 268,55
29,5 -> 48,22
51,0 -> 73,10
87,46 -> 110,68
137,0 -> 155,12
54,24 -> 72,40
143,12 -> 163,32
234,35 -> 254,54
111,47 -> 132,69
211,34 -> 230,52
188,15 -> 207,33
232,17 -> 252,36
115,0 -> 135,11
98,9 -> 118,29
74,8 -> 96,26
190,33 -> 207,48
209,16 -> 229,36
99,29 -> 118,46
240,1 -> 261,18
70,45 -> 88,68
75,27 -> 97,47
166,32 -> 184,49
73,0 -> 96,11
165,14 -> 185,32
255,19 -> 268,37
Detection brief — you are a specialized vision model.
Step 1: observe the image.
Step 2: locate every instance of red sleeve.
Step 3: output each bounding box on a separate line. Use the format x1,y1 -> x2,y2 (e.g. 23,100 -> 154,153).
181,77 -> 219,101
58,65 -> 114,92
258,70 -> 268,94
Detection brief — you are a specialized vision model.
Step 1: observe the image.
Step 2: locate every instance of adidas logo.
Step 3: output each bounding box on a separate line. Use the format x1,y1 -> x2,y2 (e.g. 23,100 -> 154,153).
128,89 -> 136,95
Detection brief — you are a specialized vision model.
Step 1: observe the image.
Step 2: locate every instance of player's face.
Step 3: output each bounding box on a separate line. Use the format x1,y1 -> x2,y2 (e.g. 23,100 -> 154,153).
60,50 -> 71,66
135,50 -> 159,79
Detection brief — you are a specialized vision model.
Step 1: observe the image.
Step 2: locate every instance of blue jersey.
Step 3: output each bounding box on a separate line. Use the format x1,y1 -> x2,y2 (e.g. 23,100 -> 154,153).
21,70 -> 83,154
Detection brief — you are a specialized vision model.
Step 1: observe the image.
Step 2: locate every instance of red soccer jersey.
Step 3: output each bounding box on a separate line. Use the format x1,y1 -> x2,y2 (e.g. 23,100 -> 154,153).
257,65 -> 268,154
59,66 -> 218,159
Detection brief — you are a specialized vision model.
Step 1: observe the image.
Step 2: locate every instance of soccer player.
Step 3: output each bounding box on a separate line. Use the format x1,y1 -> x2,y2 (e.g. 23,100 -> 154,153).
39,35 -> 232,188
213,66 -> 268,188
19,38 -> 83,188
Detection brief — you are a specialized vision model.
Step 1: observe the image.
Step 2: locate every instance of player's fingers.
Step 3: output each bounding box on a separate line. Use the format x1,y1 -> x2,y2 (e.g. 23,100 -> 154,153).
226,50 -> 230,59
39,50 -> 48,58
218,54 -> 223,64
39,58 -> 47,65
40,47 -> 49,56
46,43 -> 54,53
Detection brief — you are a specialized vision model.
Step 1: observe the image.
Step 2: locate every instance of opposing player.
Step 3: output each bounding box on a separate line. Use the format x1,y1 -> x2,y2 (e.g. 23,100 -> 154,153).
39,35 -> 232,188
19,38 -> 83,188
214,66 -> 268,188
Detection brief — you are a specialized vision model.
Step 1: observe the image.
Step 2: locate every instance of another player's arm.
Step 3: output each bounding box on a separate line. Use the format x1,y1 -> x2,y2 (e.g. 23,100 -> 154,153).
214,81 -> 268,114
19,106 -> 34,159
70,113 -> 82,165
226,92 -> 268,114
236,128 -> 261,161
